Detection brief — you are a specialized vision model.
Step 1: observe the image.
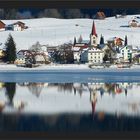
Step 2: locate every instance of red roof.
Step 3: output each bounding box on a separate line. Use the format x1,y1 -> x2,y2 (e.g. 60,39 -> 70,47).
91,21 -> 97,37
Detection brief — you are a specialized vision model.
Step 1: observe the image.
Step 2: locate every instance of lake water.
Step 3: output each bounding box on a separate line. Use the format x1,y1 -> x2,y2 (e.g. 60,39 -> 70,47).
1,72 -> 140,132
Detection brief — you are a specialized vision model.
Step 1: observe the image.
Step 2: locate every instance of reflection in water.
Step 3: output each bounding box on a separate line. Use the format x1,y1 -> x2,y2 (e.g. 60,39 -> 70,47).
0,82 -> 140,131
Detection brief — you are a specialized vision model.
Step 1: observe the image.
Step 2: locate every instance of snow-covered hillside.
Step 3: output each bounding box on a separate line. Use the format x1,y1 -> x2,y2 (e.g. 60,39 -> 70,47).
0,15 -> 140,51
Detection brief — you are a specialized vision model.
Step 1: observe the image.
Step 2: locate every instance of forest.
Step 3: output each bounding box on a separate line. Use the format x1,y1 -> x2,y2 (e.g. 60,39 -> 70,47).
1,9 -> 140,19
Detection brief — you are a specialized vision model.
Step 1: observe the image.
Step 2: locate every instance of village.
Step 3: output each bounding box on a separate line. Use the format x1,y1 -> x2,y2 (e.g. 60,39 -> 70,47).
0,15 -> 140,68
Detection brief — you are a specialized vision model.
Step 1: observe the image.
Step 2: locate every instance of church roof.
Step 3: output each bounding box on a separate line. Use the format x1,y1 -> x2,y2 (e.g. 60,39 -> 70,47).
91,21 -> 97,37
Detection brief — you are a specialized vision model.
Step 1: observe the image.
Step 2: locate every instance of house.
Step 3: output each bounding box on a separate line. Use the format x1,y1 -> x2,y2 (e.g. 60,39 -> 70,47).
107,37 -> 124,47
128,16 -> 140,27
13,21 -> 27,31
95,11 -> 106,20
0,20 -> 5,29
0,49 -> 5,60
72,41 -> 88,63
5,21 -> 28,31
47,46 -> 57,54
5,24 -> 14,31
116,45 -> 132,62
15,50 -> 34,65
87,48 -> 104,64
99,44 -> 117,63
115,14 -> 126,19
34,52 -> 51,64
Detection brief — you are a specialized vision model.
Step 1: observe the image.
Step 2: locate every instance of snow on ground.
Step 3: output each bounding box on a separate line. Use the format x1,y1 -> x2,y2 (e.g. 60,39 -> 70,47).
0,15 -> 140,51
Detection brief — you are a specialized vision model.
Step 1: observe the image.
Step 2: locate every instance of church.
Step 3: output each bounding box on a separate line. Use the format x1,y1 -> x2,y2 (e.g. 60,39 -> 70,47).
73,20 -> 105,64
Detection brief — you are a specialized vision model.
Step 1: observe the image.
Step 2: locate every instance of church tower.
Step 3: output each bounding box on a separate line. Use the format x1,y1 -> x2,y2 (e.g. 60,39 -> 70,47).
90,21 -> 98,47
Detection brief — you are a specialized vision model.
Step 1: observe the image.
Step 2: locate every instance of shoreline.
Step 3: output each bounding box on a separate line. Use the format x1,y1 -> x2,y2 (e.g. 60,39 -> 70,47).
0,64 -> 140,72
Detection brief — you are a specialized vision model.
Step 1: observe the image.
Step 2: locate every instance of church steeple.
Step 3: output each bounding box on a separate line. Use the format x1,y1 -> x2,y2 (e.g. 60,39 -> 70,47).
90,20 -> 98,47
91,21 -> 97,37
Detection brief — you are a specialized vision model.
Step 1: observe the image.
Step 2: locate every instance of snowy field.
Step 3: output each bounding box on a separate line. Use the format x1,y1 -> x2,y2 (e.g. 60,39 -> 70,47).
0,15 -> 140,51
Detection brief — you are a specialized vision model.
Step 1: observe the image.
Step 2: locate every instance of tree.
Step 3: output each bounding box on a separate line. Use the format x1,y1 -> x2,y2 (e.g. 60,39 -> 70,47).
29,41 -> 42,52
100,34 -> 104,44
73,37 -> 76,45
124,35 -> 128,46
78,35 -> 83,43
4,34 -> 16,63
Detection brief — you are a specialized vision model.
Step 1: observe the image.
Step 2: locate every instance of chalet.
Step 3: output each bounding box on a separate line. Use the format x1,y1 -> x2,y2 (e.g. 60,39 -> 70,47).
15,50 -> 34,65
107,37 -> 124,47
95,11 -> 106,20
128,16 -> 140,27
34,52 -> 51,64
5,21 -> 27,31
0,20 -> 5,29
13,21 -> 27,31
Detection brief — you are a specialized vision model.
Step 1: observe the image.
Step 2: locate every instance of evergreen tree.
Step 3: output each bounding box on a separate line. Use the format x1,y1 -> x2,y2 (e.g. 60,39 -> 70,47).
78,35 -> 83,43
100,34 -> 104,44
4,34 -> 16,63
125,35 -> 128,46
74,37 -> 76,45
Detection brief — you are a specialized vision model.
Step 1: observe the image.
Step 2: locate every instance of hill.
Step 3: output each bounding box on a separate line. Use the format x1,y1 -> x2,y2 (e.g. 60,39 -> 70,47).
0,15 -> 140,51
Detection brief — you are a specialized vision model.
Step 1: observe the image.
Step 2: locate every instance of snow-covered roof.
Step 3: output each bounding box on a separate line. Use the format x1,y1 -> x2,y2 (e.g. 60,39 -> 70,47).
120,45 -> 132,51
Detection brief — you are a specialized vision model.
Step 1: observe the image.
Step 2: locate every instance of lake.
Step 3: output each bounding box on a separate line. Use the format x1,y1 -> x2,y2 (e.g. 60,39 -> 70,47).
0,72 -> 140,132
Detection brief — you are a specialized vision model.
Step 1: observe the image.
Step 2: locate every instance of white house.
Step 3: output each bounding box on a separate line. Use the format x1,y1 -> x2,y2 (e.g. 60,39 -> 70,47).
116,45 -> 132,62
88,48 -> 104,64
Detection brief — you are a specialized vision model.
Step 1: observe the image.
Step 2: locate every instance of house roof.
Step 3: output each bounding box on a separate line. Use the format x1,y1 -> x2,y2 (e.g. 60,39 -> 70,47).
81,40 -> 90,44
0,20 -> 5,25
13,21 -> 25,25
107,37 -> 124,42
119,45 -> 132,51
